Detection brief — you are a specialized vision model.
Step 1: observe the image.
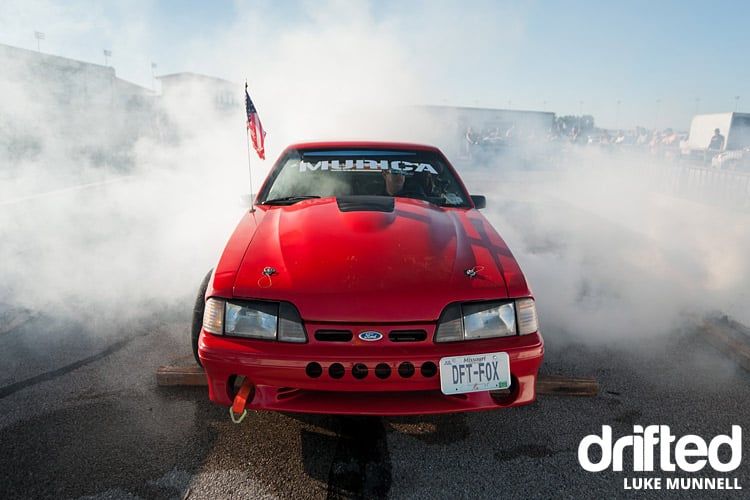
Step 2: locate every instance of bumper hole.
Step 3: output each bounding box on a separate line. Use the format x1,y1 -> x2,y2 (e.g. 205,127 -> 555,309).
375,363 -> 391,379
329,363 -> 345,379
420,361 -> 438,378
306,362 -> 322,378
490,375 -> 519,405
398,361 -> 415,378
352,363 -> 368,379
226,374 -> 243,399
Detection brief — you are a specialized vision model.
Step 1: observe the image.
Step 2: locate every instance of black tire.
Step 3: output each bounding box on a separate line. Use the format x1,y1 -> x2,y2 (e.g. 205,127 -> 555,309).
191,269 -> 213,366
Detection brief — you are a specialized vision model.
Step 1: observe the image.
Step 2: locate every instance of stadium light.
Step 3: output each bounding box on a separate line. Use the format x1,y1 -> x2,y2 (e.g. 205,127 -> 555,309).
34,31 -> 45,52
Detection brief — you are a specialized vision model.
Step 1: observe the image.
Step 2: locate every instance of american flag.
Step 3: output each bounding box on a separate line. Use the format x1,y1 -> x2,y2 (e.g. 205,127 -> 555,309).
245,83 -> 266,160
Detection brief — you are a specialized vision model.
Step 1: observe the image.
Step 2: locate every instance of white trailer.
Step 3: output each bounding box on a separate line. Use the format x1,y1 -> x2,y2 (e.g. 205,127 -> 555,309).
680,112 -> 750,165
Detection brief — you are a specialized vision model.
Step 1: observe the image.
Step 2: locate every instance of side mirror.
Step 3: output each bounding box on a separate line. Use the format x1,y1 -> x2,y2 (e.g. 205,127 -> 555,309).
471,195 -> 486,209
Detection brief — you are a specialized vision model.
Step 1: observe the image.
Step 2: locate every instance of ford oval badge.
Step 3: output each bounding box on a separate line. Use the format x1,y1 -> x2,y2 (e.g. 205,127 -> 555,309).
358,330 -> 383,342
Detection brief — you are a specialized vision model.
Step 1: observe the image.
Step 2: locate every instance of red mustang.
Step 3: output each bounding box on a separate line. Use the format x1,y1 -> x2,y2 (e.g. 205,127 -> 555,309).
192,141 -> 543,416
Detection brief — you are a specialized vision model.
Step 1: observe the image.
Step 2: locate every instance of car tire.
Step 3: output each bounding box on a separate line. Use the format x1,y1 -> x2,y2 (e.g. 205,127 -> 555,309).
191,269 -> 213,366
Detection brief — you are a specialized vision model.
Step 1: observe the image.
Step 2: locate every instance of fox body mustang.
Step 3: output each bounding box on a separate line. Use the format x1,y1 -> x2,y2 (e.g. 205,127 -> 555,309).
193,141 -> 544,416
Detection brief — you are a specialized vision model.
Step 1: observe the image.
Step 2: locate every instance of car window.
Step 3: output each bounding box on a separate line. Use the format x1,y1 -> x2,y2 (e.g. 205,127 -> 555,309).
259,148 -> 471,207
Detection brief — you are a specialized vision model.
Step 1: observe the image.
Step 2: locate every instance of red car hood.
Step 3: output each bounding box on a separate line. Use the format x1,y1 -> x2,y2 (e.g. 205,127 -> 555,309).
228,197 -> 530,322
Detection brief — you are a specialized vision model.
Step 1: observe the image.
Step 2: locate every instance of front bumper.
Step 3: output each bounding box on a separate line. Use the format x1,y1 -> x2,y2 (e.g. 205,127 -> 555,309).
199,330 -> 544,416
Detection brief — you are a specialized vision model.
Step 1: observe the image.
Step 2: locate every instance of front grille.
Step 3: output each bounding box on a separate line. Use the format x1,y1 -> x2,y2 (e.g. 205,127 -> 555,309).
314,329 -> 428,342
315,330 -> 353,342
389,330 -> 427,342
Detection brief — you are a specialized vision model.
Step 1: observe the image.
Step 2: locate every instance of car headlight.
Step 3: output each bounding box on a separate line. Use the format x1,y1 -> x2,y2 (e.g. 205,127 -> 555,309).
434,299 -> 538,342
202,298 -> 307,343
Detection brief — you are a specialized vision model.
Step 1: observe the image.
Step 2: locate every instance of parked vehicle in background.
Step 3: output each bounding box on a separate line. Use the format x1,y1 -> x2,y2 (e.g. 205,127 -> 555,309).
712,147 -> 750,171
680,112 -> 750,166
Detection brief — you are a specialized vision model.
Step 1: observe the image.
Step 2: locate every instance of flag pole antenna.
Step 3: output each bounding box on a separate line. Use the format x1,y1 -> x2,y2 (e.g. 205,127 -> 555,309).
244,81 -> 267,213
244,81 -> 256,212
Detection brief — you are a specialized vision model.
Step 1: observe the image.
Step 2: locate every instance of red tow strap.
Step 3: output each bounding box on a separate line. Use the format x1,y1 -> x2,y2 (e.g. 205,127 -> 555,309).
229,378 -> 254,424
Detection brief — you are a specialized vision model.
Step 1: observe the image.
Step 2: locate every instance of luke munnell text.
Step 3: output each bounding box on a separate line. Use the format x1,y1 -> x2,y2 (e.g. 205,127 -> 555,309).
624,477 -> 742,490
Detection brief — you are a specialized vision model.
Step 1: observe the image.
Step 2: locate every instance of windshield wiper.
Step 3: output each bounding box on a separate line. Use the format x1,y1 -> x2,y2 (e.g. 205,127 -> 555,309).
262,195 -> 321,206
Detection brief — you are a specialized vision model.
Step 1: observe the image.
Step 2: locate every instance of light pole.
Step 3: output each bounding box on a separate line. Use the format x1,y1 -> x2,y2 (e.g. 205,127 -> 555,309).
103,49 -> 112,66
735,96 -> 741,111
616,99 -> 621,130
579,100 -> 583,130
34,31 -> 45,52
655,98 -> 661,131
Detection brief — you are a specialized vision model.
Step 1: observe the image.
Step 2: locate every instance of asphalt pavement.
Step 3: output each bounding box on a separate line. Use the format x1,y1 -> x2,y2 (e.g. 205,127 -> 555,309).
1,289 -> 749,499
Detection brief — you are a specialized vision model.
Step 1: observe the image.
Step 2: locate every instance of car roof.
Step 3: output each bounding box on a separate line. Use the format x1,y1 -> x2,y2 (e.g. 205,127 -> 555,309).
281,141 -> 443,154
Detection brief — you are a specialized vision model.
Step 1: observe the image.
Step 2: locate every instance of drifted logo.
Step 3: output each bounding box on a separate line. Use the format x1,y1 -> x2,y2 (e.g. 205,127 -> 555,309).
578,425 -> 743,491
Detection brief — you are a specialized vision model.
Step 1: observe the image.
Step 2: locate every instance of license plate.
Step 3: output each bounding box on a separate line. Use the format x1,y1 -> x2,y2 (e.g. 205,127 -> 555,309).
439,352 -> 510,394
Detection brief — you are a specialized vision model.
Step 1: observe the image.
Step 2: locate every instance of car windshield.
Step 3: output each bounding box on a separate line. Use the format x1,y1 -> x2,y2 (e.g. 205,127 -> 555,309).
258,148 -> 471,207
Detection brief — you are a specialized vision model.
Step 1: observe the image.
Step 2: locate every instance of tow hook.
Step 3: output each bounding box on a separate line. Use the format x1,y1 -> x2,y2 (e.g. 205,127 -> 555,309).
229,407 -> 247,424
229,378 -> 255,424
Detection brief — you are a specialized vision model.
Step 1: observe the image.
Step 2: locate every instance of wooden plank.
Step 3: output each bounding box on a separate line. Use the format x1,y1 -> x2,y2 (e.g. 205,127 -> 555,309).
156,365 -> 207,386
701,320 -> 750,372
536,375 -> 599,397
0,310 -> 34,335
156,365 -> 600,397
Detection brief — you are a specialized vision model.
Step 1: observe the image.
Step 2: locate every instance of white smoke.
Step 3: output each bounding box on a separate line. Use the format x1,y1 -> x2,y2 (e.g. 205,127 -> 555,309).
464,147 -> 750,342
1,0 -> 748,343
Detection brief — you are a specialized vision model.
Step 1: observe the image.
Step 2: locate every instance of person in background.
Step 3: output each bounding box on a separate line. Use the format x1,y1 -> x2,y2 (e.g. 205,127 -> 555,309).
661,128 -> 680,161
649,130 -> 662,157
465,126 -> 480,159
709,128 -> 725,150
706,128 -> 725,163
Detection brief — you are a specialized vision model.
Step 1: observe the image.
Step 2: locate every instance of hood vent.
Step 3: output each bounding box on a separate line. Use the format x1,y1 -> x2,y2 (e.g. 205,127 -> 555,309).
336,196 -> 394,213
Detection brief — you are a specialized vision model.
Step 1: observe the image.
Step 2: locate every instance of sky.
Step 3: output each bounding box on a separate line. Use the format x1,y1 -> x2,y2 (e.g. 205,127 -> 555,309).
1,0 -> 749,131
